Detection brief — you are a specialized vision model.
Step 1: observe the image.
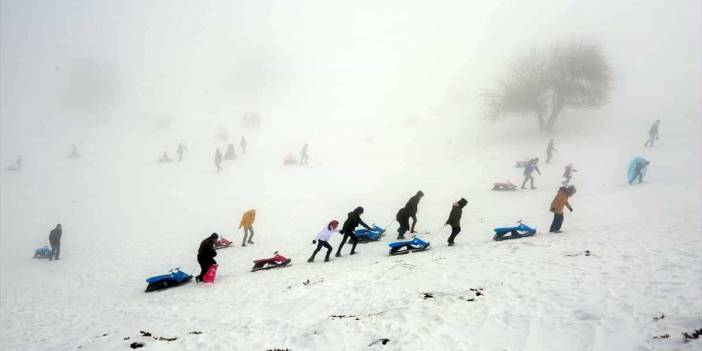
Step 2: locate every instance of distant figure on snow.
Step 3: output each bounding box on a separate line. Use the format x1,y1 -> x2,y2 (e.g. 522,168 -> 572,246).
239,209 -> 256,247
196,233 -> 218,283
224,144 -> 237,160
335,207 -> 370,257
546,139 -> 557,164
240,136 -> 247,154
6,156 -> 22,172
48,224 -> 62,261
308,220 -> 339,263
521,158 -> 541,189
214,149 -> 223,172
176,143 -> 187,162
628,157 -> 650,185
68,145 -> 80,159
158,152 -> 173,163
300,144 -> 309,165
445,198 -> 468,246
549,185 -> 576,233
644,120 -> 660,148
562,163 -> 577,186
283,153 -> 298,165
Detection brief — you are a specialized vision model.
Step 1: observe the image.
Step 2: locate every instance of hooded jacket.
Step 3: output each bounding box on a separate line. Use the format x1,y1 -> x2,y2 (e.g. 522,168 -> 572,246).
404,191 -> 423,218
550,187 -> 573,214
239,209 -> 256,229
315,220 -> 339,242
198,234 -> 218,260
341,207 -> 370,234
446,198 -> 468,227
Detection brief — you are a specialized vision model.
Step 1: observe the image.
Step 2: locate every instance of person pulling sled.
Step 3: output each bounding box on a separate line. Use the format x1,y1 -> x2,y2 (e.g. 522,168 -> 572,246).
48,224 -> 62,261
446,198 -> 468,246
308,220 -> 339,262
196,233 -> 218,283
335,207 -> 370,257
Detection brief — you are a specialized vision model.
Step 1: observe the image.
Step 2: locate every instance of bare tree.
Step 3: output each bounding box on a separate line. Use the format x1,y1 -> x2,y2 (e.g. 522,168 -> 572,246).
483,40 -> 612,132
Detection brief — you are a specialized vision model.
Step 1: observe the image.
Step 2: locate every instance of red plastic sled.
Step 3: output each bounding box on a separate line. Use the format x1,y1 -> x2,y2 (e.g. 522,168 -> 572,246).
203,264 -> 218,283
492,181 -> 517,191
214,238 -> 232,250
251,252 -> 291,272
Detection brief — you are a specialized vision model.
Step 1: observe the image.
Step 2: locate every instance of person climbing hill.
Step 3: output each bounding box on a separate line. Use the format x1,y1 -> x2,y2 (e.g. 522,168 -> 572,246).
308,220 -> 339,263
446,198 -> 468,246
336,207 -> 370,257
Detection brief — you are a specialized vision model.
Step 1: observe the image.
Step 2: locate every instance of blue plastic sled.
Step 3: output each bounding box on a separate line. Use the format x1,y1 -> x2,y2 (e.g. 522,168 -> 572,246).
33,246 -> 52,259
145,268 -> 193,292
627,157 -> 648,184
354,225 -> 385,242
493,223 -> 537,241
388,236 -> 430,255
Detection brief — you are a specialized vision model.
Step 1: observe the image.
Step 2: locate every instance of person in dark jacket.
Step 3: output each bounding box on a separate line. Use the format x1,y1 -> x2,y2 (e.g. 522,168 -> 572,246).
335,207 -> 370,257
196,233 -> 218,282
644,120 -> 660,147
404,191 -> 424,233
546,140 -> 557,164
445,198 -> 467,246
521,158 -> 541,189
48,224 -> 62,260
396,207 -> 410,240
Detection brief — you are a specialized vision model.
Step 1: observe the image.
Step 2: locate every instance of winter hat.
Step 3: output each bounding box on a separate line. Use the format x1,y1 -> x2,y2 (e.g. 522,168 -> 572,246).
354,206 -> 364,215
417,190 -> 424,197
458,198 -> 468,208
210,233 -> 219,239
328,220 -> 339,230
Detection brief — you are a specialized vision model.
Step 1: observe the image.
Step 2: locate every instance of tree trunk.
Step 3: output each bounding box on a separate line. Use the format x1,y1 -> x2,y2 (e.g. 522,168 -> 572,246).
536,111 -> 547,132
545,92 -> 563,132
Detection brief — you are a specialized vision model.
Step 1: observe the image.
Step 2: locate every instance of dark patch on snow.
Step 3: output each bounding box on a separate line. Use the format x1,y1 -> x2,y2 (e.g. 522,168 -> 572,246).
423,292 -> 434,299
653,334 -> 669,339
129,342 -> 144,349
566,250 -> 593,257
266,349 -> 291,351
158,336 -> 177,341
123,337 -> 130,340
652,313 -> 665,321
369,338 -> 390,346
188,331 -> 202,335
139,331 -> 151,337
683,328 -> 702,343
330,314 -> 360,320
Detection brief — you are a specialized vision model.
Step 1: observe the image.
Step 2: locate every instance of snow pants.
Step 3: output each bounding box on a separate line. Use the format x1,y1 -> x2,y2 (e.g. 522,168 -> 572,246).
310,240 -> 332,261
550,213 -> 564,232
521,174 -> 535,189
242,227 -> 254,245
397,213 -> 410,238
447,226 -> 461,244
336,231 -> 358,255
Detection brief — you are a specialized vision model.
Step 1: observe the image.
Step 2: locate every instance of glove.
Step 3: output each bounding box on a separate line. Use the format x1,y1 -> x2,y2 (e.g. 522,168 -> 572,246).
312,240 -> 317,244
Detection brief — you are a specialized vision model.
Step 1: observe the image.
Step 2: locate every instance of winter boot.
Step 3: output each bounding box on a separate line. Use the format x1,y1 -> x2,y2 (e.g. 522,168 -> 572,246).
307,257 -> 314,263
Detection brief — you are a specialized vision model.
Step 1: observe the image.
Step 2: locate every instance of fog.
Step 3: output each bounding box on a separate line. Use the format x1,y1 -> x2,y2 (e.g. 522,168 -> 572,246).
1,1 -> 700,350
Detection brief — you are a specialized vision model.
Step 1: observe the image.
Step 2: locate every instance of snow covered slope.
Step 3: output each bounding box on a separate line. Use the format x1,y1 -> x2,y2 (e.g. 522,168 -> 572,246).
1,112 -> 700,351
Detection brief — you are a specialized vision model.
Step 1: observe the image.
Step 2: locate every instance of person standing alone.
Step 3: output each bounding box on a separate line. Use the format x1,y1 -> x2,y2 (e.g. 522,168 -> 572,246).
239,209 -> 256,246
48,224 -> 62,261
446,198 -> 468,246
549,186 -> 576,233
546,139 -> 557,164
644,120 -> 660,147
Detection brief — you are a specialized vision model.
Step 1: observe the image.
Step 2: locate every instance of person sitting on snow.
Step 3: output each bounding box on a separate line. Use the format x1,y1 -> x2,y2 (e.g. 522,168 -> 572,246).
158,152 -> 173,163
549,186 -> 576,233
239,209 -> 256,247
335,207 -> 371,257
196,233 -> 218,283
308,220 -> 340,262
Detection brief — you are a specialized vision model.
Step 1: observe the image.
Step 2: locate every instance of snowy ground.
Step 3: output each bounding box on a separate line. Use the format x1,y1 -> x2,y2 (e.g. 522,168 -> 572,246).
1,115 -> 701,351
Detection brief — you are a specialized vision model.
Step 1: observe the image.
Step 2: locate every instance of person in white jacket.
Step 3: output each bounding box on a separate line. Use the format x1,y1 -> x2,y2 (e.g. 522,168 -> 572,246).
308,220 -> 339,262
